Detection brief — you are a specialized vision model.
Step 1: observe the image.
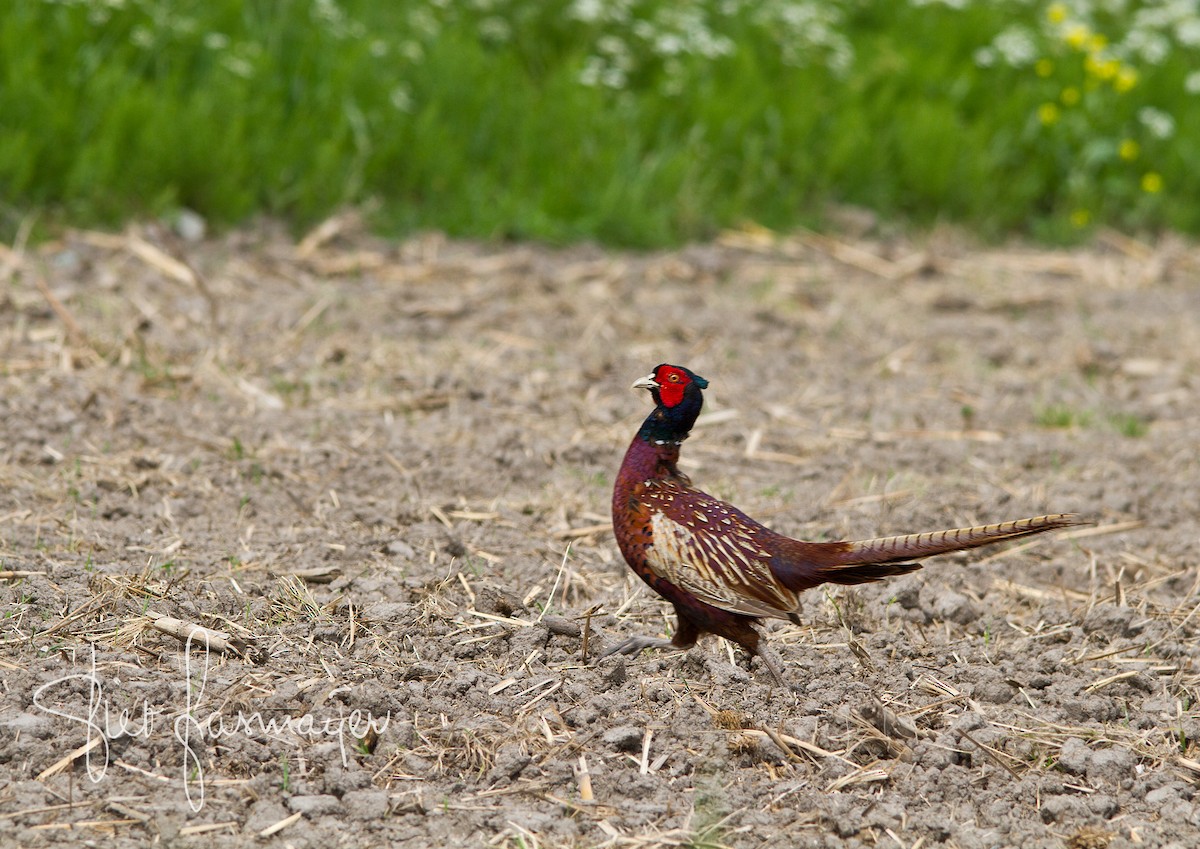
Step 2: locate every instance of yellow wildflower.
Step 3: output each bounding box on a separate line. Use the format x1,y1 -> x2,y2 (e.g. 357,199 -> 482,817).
1047,3 -> 1068,24
1085,55 -> 1120,80
1070,209 -> 1091,229
1114,66 -> 1138,93
1036,58 -> 1054,78
1061,87 -> 1080,106
1088,34 -> 1108,52
1065,25 -> 1090,50
1039,103 -> 1061,126
1119,139 -> 1139,161
1141,172 -> 1163,193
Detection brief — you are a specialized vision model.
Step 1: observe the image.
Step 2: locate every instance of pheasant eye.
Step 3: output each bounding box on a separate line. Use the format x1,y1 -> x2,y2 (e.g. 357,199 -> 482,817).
667,373 -> 681,383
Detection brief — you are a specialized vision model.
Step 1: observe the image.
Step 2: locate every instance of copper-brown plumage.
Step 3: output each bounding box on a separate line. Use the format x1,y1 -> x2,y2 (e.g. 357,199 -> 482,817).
606,364 -> 1082,685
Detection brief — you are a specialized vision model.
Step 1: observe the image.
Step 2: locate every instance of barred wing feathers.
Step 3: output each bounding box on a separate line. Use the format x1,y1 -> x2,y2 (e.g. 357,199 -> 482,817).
637,480 -> 800,618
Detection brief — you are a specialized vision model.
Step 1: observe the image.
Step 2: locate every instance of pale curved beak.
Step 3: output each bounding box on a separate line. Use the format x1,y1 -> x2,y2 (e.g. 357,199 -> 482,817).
631,373 -> 658,392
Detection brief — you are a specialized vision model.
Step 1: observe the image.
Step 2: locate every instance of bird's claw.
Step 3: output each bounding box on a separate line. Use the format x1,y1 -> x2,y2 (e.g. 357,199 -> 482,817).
600,635 -> 674,659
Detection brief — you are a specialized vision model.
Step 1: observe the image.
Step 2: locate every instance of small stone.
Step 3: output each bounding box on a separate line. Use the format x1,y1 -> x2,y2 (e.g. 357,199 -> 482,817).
486,743 -> 532,784
893,584 -> 921,610
602,726 -> 644,753
1058,737 -> 1092,776
950,711 -> 986,735
913,740 -> 954,769
973,678 -> 1014,704
1040,794 -> 1081,823
287,794 -> 343,816
384,540 -> 415,558
1088,747 -> 1135,782
174,208 -> 207,242
1087,794 -> 1119,818
343,789 -> 390,820
244,800 -> 291,832
603,659 -> 627,687
932,590 -> 981,625
542,615 -> 580,637
1145,785 -> 1178,807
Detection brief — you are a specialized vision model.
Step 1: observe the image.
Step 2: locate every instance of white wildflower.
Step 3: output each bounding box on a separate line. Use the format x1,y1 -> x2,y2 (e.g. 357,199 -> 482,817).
827,43 -> 853,75
579,56 -> 604,88
399,40 -> 424,63
390,84 -> 413,112
993,26 -> 1037,67
655,33 -> 684,56
1177,18 -> 1200,47
1138,106 -> 1175,139
130,25 -> 154,49
569,0 -> 605,23
406,8 -> 440,39
313,0 -> 345,26
597,34 -> 628,59
1124,29 -> 1171,64
601,66 -> 627,89
479,16 -> 511,43
1186,70 -> 1200,94
221,55 -> 255,79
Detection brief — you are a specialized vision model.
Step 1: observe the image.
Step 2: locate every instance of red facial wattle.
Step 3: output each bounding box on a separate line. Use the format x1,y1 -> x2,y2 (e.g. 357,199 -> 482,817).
654,366 -> 689,408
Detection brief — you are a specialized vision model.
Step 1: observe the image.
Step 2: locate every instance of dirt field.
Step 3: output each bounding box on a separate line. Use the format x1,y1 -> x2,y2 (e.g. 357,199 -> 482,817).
2,218 -> 1198,848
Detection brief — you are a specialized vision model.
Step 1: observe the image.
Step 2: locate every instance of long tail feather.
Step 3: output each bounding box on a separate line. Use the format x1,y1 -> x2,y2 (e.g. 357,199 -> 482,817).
830,513 -> 1082,568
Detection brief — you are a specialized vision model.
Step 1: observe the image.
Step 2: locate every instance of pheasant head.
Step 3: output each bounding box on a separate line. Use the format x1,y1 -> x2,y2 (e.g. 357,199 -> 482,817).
633,363 -> 708,445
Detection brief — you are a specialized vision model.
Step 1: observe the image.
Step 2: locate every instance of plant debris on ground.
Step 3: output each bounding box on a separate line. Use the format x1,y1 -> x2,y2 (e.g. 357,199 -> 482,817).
1,218 -> 1198,847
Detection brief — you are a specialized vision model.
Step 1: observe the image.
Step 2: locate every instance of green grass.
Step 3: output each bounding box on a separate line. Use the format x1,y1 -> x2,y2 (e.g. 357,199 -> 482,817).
1036,404 -> 1149,436
2,0 -> 1199,245
1036,403 -> 1092,429
1107,411 -> 1149,438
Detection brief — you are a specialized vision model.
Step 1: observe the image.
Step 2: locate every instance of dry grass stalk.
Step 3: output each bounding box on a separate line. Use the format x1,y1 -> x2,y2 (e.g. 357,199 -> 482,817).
639,727 -> 653,775
958,728 -> 1022,780
34,274 -> 90,348
1175,757 -> 1200,781
552,522 -> 612,540
470,610 -> 535,628
134,610 -> 258,660
1083,670 -> 1140,693
286,565 -> 340,584
271,574 -> 336,622
741,729 -> 854,767
36,735 -> 105,780
576,754 -> 594,802
105,801 -> 150,824
41,592 -> 116,638
177,822 -> 239,836
258,811 -> 303,837
29,819 -> 140,832
825,767 -> 890,793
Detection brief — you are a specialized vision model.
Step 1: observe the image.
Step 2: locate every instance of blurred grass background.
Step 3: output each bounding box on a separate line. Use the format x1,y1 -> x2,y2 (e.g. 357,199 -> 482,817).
3,0 -> 1198,246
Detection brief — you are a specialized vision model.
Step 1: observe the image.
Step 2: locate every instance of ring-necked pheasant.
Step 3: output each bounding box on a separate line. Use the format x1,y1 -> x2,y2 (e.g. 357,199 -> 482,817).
606,363 -> 1080,685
